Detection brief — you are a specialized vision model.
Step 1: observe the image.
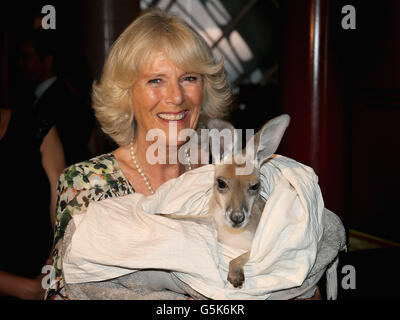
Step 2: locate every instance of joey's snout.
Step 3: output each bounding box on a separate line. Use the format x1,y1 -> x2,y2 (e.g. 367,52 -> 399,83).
228,209 -> 247,228
230,211 -> 245,224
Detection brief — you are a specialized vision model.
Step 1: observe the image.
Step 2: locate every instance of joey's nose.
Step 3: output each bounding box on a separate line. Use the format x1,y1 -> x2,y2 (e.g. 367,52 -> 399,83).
230,211 -> 245,225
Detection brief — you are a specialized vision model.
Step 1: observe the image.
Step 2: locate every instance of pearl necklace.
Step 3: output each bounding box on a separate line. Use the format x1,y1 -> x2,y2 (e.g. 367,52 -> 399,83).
129,140 -> 192,194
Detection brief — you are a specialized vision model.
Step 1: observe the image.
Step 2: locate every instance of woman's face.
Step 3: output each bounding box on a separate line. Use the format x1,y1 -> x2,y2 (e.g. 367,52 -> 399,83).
131,51 -> 203,149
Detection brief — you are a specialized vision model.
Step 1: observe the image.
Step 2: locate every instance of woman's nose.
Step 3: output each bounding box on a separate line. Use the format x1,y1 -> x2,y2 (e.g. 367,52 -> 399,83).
165,81 -> 184,105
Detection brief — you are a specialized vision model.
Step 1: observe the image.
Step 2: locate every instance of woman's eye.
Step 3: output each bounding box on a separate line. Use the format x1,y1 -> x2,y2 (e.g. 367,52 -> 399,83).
148,78 -> 162,84
183,75 -> 198,82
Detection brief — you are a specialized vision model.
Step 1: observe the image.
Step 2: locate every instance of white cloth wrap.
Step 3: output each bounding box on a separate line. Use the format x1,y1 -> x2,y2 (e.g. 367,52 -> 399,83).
63,155 -> 328,300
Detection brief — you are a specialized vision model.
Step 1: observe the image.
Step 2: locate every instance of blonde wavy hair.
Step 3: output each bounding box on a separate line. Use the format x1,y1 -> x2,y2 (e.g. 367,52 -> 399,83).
92,8 -> 232,147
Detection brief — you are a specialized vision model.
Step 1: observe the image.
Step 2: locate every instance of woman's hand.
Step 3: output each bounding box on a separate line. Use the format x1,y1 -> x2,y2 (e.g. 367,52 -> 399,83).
0,270 -> 46,300
306,286 -> 322,300
295,286 -> 322,300
17,275 -> 46,300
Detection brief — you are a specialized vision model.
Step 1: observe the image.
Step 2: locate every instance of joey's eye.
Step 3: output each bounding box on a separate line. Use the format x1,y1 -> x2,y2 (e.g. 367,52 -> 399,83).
217,178 -> 228,190
249,182 -> 260,191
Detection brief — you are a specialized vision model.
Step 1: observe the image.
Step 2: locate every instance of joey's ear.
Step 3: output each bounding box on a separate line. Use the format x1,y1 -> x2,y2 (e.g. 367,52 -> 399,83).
246,114 -> 290,166
207,119 -> 240,163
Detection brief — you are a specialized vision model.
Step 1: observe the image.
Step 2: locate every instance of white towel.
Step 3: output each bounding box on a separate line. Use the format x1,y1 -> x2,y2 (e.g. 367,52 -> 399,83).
63,155 -> 325,300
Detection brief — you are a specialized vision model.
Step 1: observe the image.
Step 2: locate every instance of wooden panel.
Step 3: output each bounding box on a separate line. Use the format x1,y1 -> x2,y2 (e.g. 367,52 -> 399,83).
280,0 -> 348,221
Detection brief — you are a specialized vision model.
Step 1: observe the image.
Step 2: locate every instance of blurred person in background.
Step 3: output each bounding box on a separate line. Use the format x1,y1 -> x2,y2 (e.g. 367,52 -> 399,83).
18,29 -> 94,166
0,105 -> 65,299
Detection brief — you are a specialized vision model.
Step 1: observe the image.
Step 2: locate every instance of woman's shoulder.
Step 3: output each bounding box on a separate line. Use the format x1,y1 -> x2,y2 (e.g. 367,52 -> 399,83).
67,152 -> 117,171
63,152 -> 118,175
59,152 -> 123,189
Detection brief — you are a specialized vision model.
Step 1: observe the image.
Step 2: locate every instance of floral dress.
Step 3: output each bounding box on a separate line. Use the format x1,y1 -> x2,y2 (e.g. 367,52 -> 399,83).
45,153 -> 135,300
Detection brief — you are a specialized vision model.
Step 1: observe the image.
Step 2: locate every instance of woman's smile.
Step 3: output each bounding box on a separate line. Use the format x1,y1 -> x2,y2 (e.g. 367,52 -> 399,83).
156,110 -> 189,122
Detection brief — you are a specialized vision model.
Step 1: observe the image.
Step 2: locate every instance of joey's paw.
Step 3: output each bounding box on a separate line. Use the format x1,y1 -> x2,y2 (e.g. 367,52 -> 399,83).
227,268 -> 245,288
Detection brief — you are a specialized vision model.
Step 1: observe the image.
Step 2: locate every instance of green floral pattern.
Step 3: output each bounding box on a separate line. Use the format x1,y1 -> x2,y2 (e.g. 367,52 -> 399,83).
45,153 -> 134,300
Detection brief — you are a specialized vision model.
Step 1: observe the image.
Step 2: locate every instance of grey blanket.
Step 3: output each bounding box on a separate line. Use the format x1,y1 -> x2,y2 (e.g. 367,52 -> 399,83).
63,208 -> 346,300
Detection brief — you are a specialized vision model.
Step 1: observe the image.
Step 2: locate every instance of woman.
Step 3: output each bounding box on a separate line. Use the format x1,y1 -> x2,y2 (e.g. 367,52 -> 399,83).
0,106 -> 65,299
45,8 -> 231,300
